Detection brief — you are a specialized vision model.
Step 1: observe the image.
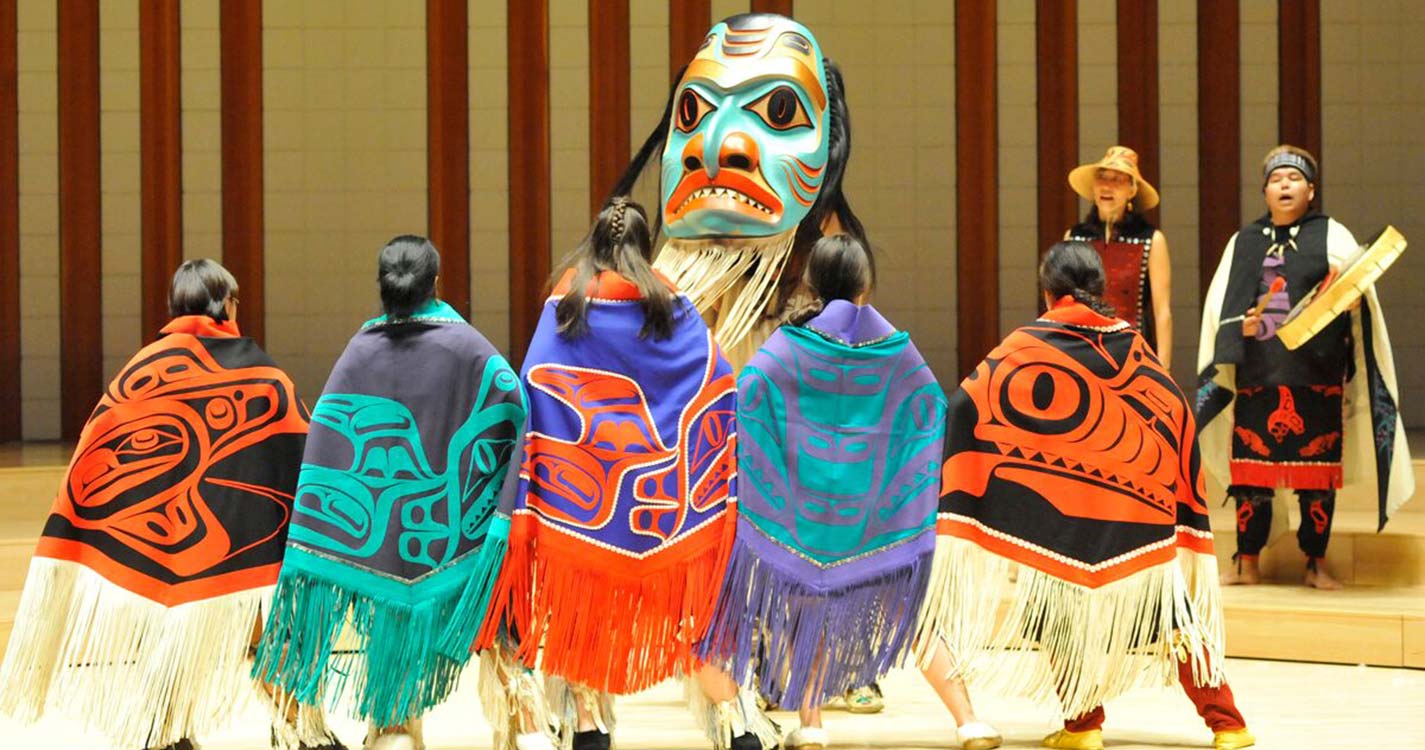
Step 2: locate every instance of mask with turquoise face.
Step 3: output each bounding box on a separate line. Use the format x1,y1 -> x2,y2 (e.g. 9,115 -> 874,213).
660,15 -> 829,239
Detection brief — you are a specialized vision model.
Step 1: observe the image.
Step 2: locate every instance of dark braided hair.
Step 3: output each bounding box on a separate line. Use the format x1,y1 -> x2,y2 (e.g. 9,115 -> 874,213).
1039,241 -> 1117,318
553,198 -> 677,340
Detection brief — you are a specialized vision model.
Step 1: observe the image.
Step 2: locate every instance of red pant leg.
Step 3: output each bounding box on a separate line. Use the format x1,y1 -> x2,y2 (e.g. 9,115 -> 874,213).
1177,655 -> 1247,732
1063,705 -> 1105,732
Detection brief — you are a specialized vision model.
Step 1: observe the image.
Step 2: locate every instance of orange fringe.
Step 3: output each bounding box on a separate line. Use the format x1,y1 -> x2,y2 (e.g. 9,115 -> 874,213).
1229,460 -> 1342,490
477,510 -> 736,694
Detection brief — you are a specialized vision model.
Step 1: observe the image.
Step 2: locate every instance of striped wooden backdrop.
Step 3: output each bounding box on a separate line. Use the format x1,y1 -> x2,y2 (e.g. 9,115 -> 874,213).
0,0 -> 1339,440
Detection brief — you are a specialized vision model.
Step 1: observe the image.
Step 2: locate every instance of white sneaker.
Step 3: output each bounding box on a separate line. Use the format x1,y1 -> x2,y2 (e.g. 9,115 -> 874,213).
956,721 -> 1002,750
515,732 -> 557,750
785,725 -> 829,749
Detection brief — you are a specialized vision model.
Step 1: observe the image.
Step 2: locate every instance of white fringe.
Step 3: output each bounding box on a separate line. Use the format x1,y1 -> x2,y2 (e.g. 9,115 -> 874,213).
683,680 -> 779,750
0,557 -> 273,748
479,647 -> 560,750
544,676 -> 616,750
914,537 -> 1225,720
653,231 -> 798,355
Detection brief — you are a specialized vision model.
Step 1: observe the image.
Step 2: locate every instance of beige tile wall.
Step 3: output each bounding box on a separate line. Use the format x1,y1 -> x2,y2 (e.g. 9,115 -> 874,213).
997,0 -> 1036,338
261,0 -> 428,399
1239,0 -> 1277,222
470,0 -> 511,352
711,0 -> 748,26
181,0 -> 222,266
793,0 -> 958,384
99,1 -> 140,381
10,3 -> 1423,436
17,0 -> 59,440
1321,0 -> 1425,426
1077,0 -> 1117,166
549,0 -> 589,270
1159,0 -> 1201,389
627,0 -> 668,230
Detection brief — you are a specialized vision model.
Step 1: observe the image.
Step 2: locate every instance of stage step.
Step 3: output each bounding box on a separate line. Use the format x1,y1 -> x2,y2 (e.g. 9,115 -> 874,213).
1222,583 -> 1425,668
1208,505 -> 1425,587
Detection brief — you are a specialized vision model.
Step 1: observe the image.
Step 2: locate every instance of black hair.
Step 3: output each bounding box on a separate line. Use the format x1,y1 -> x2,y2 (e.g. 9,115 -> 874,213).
1039,241 -> 1116,318
789,233 -> 876,325
606,16 -> 867,320
169,258 -> 238,321
378,235 -> 440,319
554,199 -> 677,340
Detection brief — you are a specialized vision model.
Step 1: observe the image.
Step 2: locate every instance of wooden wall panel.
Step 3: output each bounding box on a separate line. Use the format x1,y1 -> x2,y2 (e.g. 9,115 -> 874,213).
669,0 -> 711,83
0,0 -> 17,442
508,0 -> 550,365
1117,0 -> 1159,224
1036,0 -> 1078,259
1197,0 -> 1240,297
140,0 -> 183,340
428,0 -> 471,317
1278,0 -> 1321,188
57,0 -> 102,440
750,0 -> 793,15
219,0 -> 264,343
589,0 -> 630,212
956,0 -> 998,377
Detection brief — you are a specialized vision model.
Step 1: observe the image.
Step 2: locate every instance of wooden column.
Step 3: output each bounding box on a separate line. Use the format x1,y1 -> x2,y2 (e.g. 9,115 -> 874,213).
1036,0 -> 1078,259
1278,0 -> 1321,195
508,0 -> 551,365
589,0 -> 630,212
140,0 -> 183,340
220,0 -> 264,343
1117,0 -> 1160,224
0,0 -> 18,441
956,0 -> 998,377
428,0 -> 471,317
750,0 -> 793,15
1197,0 -> 1240,296
668,0 -> 711,84
57,0 -> 103,439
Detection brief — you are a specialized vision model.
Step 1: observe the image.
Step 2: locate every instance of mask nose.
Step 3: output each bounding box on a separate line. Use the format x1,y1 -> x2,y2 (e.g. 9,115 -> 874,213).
717,132 -> 760,175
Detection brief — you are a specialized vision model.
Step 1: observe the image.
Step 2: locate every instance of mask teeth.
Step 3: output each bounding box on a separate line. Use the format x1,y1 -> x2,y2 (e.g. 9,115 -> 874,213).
680,187 -> 773,215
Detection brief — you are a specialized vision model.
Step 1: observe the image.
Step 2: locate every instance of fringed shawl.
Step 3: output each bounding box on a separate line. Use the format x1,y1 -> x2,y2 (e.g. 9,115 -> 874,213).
0,316 -> 308,747
700,301 -> 943,708
253,300 -> 525,725
479,270 -> 738,694
917,301 -> 1224,720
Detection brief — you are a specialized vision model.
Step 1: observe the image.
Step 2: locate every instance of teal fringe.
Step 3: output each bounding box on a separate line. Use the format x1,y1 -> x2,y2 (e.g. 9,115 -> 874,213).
253,526 -> 509,726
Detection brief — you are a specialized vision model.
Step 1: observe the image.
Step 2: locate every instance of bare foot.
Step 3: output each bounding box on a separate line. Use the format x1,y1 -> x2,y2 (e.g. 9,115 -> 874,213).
1304,562 -> 1344,590
1220,556 -> 1261,585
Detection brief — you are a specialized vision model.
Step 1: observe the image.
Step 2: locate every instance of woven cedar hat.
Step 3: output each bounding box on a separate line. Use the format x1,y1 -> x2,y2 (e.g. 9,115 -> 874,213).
1068,146 -> 1159,211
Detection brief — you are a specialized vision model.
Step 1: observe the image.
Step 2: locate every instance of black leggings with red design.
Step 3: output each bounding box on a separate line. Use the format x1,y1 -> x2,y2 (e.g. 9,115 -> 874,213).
1229,485 -> 1336,560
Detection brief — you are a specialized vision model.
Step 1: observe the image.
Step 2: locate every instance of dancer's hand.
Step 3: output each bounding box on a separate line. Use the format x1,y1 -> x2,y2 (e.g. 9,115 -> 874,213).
1242,312 -> 1262,337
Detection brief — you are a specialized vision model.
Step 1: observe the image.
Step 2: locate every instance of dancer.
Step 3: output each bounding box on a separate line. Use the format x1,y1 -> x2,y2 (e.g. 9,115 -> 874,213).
1198,145 -> 1412,588
253,238 -> 535,750
921,243 -> 1254,750
1066,146 -> 1173,366
0,260 -> 344,750
611,12 -> 866,369
699,234 -> 998,750
480,199 -> 775,750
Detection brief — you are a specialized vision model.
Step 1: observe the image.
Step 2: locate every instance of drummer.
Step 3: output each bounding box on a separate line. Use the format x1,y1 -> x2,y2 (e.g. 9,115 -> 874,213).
1196,145 -> 1413,589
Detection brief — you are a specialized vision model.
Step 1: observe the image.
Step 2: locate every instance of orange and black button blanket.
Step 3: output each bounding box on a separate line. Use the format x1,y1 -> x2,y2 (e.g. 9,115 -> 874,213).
0,315 -> 308,748
916,301 -> 1225,720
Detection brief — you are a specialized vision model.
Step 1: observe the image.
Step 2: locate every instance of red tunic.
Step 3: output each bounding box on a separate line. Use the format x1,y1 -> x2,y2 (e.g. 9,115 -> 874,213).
1069,218 -> 1156,350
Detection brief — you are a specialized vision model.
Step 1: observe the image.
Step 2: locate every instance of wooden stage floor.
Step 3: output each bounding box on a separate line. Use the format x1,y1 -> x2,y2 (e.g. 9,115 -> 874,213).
0,658 -> 1421,749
